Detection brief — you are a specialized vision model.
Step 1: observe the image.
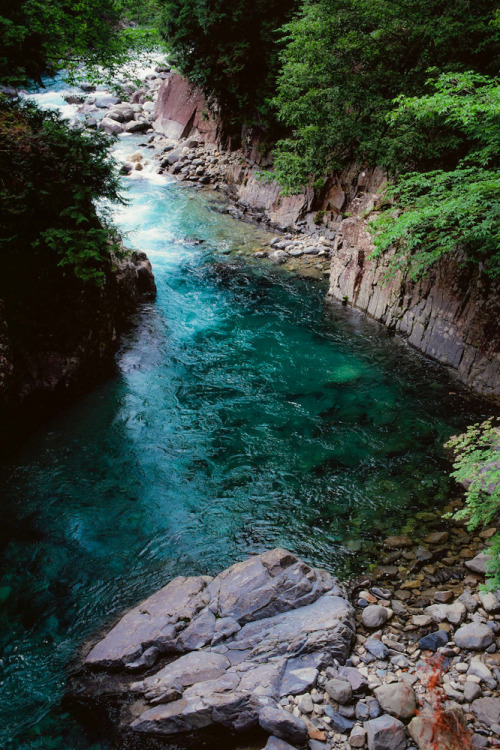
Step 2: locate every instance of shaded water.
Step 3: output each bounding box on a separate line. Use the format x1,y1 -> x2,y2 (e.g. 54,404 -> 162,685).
0,86 -> 490,748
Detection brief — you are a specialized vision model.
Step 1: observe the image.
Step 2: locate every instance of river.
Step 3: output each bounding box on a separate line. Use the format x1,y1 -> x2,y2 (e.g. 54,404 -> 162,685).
0,72 -> 489,748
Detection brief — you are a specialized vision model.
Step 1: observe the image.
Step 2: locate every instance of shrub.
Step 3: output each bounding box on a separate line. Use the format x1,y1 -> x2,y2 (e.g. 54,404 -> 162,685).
446,418 -> 500,589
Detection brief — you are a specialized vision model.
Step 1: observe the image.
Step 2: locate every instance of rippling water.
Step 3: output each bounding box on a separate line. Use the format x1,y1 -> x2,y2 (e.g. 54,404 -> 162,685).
0,80 -> 490,748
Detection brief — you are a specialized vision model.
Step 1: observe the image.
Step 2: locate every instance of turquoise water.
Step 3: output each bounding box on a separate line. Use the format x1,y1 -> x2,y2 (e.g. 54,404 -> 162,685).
0,91 -> 490,748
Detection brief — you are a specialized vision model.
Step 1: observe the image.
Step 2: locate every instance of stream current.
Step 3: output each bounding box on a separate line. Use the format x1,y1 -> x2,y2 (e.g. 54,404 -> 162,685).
0,73 -> 490,748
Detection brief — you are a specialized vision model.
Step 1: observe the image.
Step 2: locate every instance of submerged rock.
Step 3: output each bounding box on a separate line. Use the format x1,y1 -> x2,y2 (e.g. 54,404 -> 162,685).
71,549 -> 355,748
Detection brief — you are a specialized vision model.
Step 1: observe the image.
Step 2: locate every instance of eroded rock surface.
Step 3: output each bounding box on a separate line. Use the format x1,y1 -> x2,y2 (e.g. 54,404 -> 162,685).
75,549 -> 354,747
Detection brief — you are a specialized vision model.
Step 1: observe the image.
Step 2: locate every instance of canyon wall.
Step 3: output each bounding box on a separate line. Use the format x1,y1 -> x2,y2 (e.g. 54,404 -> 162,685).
0,251 -> 156,444
153,75 -> 500,402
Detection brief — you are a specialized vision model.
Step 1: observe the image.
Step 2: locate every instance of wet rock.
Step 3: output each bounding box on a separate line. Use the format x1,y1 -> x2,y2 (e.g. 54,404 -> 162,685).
270,250 -> 289,265
454,623 -> 495,650
99,117 -> 123,134
424,531 -> 449,544
374,682 -> 416,719
365,714 -> 406,750
362,605 -> 389,628
259,707 -> 308,745
383,536 -> 413,549
95,96 -> 121,108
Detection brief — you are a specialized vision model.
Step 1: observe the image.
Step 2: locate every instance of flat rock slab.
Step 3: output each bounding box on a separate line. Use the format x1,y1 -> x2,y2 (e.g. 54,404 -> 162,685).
76,549 -> 355,745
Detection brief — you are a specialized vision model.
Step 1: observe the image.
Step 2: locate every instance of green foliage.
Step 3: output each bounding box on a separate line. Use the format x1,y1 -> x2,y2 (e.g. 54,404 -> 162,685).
0,0 -> 162,87
272,0 -> 500,192
0,98 -> 123,282
158,0 -> 299,134
370,73 -> 500,280
446,419 -> 500,590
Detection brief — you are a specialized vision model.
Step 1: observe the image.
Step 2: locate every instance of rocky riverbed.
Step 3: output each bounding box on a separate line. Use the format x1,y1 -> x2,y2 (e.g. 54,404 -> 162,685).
71,516 -> 500,750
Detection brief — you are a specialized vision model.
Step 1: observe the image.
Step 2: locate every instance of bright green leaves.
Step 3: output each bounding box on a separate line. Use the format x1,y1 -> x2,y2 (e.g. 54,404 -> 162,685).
0,98 -> 123,283
272,0 -> 500,192
371,73 -> 500,279
446,419 -> 500,590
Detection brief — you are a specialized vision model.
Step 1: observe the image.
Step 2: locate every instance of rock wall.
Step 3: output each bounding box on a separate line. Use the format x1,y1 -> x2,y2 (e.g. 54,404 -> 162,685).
0,250 -> 156,444
153,75 -> 500,402
153,74 -> 219,143
328,188 -> 500,402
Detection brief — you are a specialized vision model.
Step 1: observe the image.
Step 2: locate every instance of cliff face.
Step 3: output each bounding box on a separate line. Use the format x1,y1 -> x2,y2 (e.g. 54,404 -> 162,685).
152,74 -> 500,402
327,187 -> 500,402
153,73 -> 219,143
0,250 -> 156,442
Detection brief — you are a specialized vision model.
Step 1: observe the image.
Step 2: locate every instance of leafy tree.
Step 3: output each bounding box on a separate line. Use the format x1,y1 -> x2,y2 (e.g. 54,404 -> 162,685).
0,0 -> 161,87
272,0 -> 500,192
446,418 -> 500,590
0,97 -> 122,283
158,0 -> 299,136
370,72 -> 500,279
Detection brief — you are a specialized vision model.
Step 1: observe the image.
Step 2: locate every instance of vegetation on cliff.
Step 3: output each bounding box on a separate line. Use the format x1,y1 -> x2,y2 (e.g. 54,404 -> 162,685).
447,419 -> 500,590
159,0 -> 499,279
158,0 -> 299,134
0,98 -> 122,284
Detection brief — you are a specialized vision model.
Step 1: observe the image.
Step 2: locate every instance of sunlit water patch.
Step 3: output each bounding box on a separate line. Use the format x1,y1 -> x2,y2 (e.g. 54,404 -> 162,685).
0,78 -> 491,748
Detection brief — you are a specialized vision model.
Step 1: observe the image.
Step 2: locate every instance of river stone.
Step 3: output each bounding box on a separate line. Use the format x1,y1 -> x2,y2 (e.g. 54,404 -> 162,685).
259,707 -> 308,744
479,590 -> 500,613
264,737 -> 299,750
408,706 -> 468,749
99,117 -> 124,134
95,96 -> 121,108
362,605 -> 389,628
270,250 -> 289,264
418,630 -> 448,652
454,623 -> 495,650
374,682 -> 417,719
79,549 -> 354,743
464,681 -> 482,702
365,714 -> 406,750
468,659 -> 497,689
325,678 -> 352,704
471,698 -> 500,727
350,725 -> 367,748
465,552 -> 490,575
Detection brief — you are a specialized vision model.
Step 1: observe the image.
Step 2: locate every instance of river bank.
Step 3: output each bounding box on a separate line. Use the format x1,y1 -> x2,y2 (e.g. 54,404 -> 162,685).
71,514 -> 500,750
110,69 -> 499,404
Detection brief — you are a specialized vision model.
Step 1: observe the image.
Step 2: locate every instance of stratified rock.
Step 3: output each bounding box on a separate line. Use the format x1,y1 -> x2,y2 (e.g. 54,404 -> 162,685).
365,714 -> 406,750
374,682 -> 416,720
454,623 -> 495,650
74,549 -> 354,746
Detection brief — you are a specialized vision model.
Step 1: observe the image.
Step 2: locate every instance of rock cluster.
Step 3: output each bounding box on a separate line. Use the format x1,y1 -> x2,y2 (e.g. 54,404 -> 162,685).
73,517 -> 500,750
72,64 -> 171,135
74,549 -> 355,748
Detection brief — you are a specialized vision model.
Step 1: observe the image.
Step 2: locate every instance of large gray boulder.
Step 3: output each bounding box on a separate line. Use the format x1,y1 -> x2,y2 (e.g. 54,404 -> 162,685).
76,549 -> 355,745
